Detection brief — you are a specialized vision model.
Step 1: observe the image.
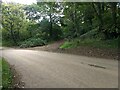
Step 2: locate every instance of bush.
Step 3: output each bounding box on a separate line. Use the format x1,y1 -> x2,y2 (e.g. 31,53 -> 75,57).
2,40 -> 15,47
19,38 -> 47,48
79,28 -> 98,39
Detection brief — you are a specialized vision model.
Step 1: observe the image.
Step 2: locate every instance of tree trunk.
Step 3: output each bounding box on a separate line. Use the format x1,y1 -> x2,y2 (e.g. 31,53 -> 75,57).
97,3 -> 103,32
92,3 -> 103,32
49,4 -> 53,40
50,13 -> 52,40
10,23 -> 17,45
74,3 -> 78,37
110,2 -> 117,29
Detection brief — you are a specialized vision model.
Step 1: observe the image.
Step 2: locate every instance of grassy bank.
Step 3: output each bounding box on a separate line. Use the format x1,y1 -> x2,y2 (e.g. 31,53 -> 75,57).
60,38 -> 119,49
0,58 -> 13,89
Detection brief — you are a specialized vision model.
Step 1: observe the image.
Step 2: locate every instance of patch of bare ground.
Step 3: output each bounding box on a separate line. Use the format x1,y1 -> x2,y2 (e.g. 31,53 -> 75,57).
27,40 -> 118,60
56,46 -> 119,60
27,40 -> 64,52
10,65 -> 25,88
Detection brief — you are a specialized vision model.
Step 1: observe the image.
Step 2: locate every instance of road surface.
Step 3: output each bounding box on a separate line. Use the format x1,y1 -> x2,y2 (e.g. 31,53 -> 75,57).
1,49 -> 118,88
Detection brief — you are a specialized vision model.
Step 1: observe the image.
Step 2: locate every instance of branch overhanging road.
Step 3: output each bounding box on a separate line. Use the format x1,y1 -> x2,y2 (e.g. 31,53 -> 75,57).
1,48 -> 118,88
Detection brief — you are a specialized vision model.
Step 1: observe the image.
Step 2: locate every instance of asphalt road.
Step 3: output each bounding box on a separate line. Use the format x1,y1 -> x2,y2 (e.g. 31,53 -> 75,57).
1,49 -> 118,88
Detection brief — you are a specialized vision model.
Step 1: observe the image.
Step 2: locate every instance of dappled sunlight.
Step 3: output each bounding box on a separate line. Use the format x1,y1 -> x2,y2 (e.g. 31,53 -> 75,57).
1,1 -> 119,88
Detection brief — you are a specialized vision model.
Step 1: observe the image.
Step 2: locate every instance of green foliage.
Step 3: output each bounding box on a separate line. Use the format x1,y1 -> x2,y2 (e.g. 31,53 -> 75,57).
79,28 -> 98,39
0,58 -> 13,89
2,40 -> 15,47
2,3 -> 29,45
23,4 -> 41,21
62,2 -> 120,39
2,2 -> 120,48
60,38 -> 119,49
60,41 -> 78,49
19,38 -> 47,48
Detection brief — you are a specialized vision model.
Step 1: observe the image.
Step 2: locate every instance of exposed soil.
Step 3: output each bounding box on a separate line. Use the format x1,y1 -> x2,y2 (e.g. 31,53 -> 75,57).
10,65 -> 25,88
27,40 -> 119,60
56,46 -> 119,60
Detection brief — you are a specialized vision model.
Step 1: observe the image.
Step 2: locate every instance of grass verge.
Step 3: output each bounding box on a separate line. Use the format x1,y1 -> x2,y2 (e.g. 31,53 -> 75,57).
0,58 -> 13,89
60,38 -> 119,49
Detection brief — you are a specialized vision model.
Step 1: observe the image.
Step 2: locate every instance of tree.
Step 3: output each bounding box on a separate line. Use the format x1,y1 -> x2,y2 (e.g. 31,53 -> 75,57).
23,4 -> 41,21
37,2 -> 63,40
92,3 -> 104,32
2,3 -> 26,45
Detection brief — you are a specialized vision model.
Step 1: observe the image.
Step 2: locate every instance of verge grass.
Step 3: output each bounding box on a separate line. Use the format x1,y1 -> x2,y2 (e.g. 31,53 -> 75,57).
60,38 -> 119,49
0,58 -> 13,89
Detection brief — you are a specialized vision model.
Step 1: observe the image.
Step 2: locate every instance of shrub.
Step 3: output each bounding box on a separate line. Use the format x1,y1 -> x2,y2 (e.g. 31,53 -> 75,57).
19,38 -> 47,48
